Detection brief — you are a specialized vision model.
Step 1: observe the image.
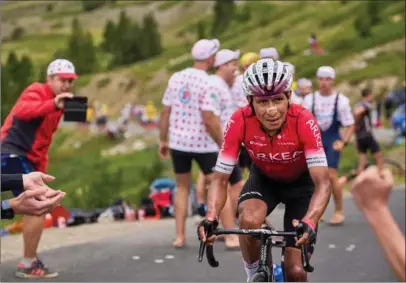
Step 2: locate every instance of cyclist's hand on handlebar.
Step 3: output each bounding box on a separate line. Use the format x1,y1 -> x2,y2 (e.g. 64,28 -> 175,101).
293,219 -> 317,246
197,217 -> 219,244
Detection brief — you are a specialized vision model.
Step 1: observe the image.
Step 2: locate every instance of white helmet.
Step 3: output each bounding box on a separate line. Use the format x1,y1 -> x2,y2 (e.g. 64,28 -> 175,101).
242,59 -> 293,97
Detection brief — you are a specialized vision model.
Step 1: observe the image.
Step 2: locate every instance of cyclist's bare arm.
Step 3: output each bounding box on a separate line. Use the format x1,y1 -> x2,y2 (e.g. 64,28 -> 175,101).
304,166 -> 332,225
202,111 -> 223,147
206,172 -> 230,220
159,106 -> 171,142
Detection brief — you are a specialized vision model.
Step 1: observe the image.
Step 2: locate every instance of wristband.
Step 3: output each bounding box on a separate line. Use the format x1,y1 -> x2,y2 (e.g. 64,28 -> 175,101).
301,218 -> 316,230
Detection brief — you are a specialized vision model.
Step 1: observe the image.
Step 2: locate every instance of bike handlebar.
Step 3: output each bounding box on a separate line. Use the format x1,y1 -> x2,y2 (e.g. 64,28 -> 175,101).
198,225 -> 314,273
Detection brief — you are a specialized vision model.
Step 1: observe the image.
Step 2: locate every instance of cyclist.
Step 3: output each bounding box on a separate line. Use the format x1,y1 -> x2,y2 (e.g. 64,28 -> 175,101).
198,59 -> 332,282
232,52 -> 260,173
1,58 -> 77,278
303,66 -> 355,226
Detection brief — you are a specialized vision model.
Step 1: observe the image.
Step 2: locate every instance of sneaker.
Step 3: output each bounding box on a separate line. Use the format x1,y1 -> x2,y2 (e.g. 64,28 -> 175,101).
16,258 -> 59,279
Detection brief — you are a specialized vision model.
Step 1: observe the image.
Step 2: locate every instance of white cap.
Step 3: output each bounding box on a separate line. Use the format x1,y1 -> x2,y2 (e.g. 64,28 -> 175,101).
297,78 -> 313,88
316,66 -> 335,79
283,62 -> 295,74
47,59 -> 78,79
191,38 -> 220,60
259,47 -> 279,60
214,49 -> 240,68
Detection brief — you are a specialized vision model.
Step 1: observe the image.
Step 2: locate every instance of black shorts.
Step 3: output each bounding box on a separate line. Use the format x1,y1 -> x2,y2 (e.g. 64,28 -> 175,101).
170,149 -> 217,175
1,154 -> 36,196
356,135 -> 380,154
238,146 -> 252,169
229,164 -> 243,186
238,164 -> 317,253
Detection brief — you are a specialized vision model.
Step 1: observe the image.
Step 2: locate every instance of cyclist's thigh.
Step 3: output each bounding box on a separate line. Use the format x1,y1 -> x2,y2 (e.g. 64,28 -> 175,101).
193,152 -> 218,176
170,149 -> 193,174
229,164 -> 243,186
238,165 -> 279,216
282,182 -> 316,254
1,155 -> 36,196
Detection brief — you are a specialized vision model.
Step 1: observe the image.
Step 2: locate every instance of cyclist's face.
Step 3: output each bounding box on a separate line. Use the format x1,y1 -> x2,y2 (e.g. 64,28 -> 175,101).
253,92 -> 290,132
317,77 -> 334,93
47,75 -> 74,95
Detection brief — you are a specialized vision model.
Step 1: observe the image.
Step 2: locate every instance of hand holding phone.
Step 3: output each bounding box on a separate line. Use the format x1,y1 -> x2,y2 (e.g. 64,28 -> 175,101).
54,93 -> 74,109
63,95 -> 88,122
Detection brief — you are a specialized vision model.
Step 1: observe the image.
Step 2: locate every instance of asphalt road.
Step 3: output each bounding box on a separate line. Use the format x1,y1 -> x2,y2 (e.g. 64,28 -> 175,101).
1,188 -> 404,282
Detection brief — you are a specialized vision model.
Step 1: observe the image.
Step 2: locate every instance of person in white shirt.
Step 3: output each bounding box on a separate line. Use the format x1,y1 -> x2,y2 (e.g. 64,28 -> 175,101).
259,47 -> 279,60
197,49 -> 244,249
159,38 -> 221,248
303,66 -> 355,225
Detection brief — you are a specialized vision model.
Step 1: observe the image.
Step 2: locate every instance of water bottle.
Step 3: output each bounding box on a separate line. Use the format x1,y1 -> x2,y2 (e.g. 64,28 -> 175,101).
273,264 -> 284,282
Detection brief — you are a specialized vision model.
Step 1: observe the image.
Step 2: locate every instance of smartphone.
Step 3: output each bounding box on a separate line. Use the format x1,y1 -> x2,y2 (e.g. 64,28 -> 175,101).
63,96 -> 88,122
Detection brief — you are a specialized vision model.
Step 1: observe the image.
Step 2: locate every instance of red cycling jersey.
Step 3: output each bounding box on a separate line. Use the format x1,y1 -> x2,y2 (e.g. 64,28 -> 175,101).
215,103 -> 327,182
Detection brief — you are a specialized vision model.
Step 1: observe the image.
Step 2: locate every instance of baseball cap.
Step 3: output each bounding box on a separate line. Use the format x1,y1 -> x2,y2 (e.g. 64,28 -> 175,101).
297,78 -> 313,88
47,59 -> 78,79
316,66 -> 335,79
259,47 -> 279,60
214,49 -> 240,68
191,38 -> 220,61
240,52 -> 260,67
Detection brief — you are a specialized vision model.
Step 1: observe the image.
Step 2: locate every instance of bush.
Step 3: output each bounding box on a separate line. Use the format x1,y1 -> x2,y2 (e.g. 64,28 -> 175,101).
282,42 -> 293,57
10,27 -> 25,41
46,3 -> 54,12
354,15 -> 371,37
81,0 -> 105,12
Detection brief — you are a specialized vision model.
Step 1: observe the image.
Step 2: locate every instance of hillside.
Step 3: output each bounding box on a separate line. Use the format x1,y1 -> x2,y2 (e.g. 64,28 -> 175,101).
1,0 -> 405,212
2,0 -> 405,115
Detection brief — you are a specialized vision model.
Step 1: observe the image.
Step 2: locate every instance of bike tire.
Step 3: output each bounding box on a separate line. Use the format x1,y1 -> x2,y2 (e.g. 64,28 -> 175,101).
249,271 -> 270,282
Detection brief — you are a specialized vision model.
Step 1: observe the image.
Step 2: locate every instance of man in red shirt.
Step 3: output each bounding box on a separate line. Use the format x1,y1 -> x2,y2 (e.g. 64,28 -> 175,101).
1,59 -> 77,278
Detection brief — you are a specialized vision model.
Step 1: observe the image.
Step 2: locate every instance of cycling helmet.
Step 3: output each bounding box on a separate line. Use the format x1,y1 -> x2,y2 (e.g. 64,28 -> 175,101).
242,59 -> 293,97
240,52 -> 260,67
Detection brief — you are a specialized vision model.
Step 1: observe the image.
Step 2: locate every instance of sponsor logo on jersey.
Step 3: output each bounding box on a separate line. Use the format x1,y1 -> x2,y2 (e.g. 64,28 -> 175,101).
247,149 -> 303,163
249,140 -> 267,147
305,119 -> 323,148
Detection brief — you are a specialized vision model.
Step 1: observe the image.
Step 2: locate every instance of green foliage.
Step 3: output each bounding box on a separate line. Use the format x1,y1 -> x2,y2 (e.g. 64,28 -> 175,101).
1,52 -> 34,122
282,42 -> 293,57
81,0 -> 106,12
211,0 -> 235,36
10,26 -> 25,41
354,15 -> 371,37
196,21 -> 205,40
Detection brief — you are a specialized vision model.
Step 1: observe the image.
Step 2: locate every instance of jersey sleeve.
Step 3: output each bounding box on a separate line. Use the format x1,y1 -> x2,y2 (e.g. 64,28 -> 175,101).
161,75 -> 176,106
337,95 -> 355,126
215,110 -> 244,174
200,82 -> 221,117
298,109 -> 328,168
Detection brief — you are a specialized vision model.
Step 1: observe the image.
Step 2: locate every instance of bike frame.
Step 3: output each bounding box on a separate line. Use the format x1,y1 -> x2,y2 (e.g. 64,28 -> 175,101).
198,226 -> 314,282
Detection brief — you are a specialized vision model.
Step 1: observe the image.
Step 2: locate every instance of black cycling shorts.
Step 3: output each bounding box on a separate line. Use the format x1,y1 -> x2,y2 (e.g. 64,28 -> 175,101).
229,164 -> 243,186
356,135 -> 380,154
170,149 -> 217,175
238,164 -> 317,253
238,146 -> 252,169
